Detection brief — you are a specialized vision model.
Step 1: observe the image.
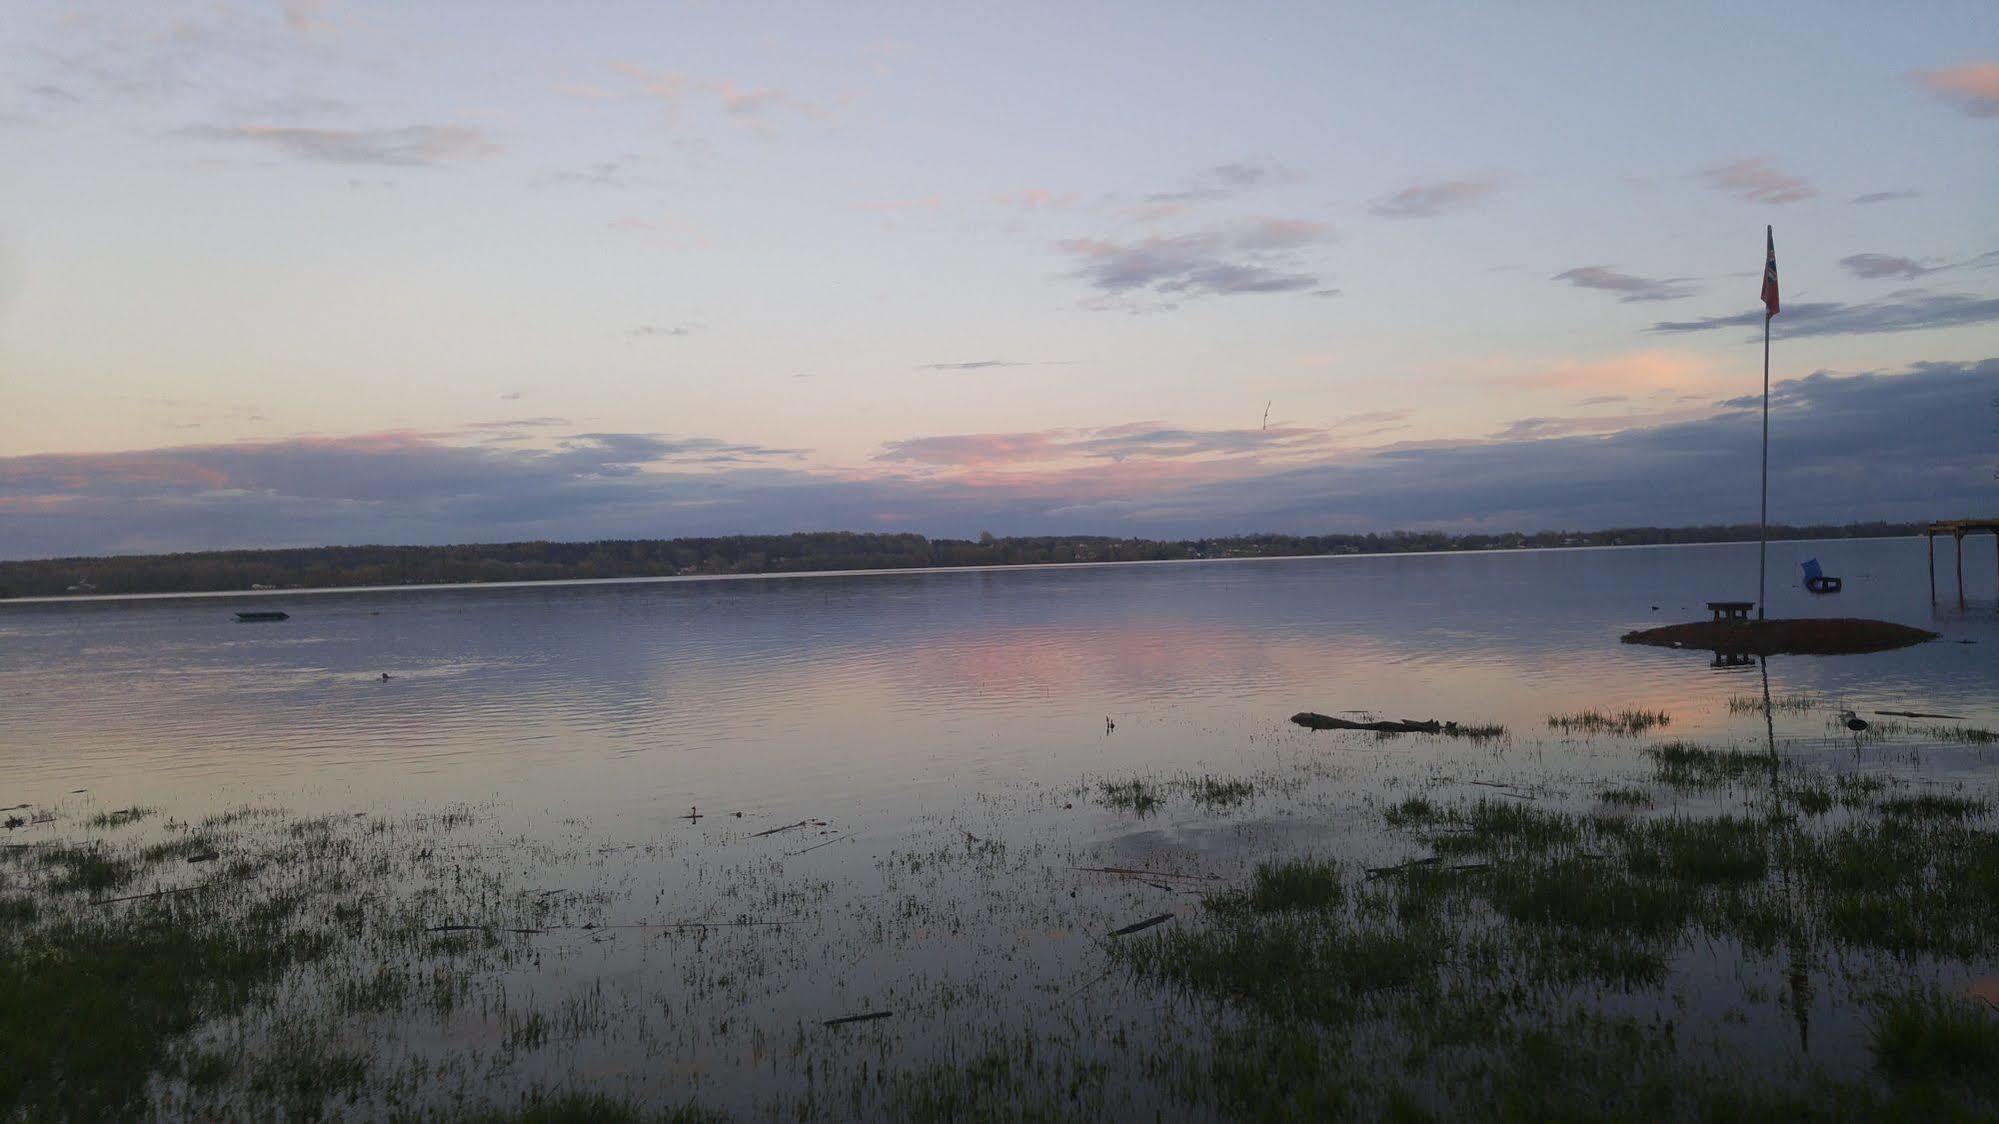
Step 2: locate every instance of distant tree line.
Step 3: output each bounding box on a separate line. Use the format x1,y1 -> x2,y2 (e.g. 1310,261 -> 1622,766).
0,522 -> 1923,599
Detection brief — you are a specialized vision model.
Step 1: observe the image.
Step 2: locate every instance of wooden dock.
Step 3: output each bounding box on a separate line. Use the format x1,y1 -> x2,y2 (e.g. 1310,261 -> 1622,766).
1927,519 -> 1999,606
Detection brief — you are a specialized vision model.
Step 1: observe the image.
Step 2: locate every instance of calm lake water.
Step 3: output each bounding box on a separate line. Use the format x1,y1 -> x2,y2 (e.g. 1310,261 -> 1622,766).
4,538 -> 1994,818
5,537 -> 1998,1115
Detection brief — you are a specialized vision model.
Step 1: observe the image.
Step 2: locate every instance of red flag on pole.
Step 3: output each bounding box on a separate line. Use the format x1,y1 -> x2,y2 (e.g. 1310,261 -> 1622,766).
1761,225 -> 1779,318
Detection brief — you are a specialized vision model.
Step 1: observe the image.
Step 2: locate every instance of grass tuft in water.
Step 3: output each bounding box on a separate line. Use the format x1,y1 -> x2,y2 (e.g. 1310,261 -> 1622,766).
1547,708 -> 1671,736
1922,724 -> 1999,745
1384,794 -> 1439,826
1622,816 -> 1769,884
1486,856 -> 1694,936
1727,692 -> 1822,714
1878,793 -> 1989,820
84,806 -> 156,829
1182,776 -> 1254,808
1239,859 -> 1344,914
37,845 -> 140,895
1647,742 -> 1772,788
1098,780 -> 1161,814
1871,991 -> 1999,1088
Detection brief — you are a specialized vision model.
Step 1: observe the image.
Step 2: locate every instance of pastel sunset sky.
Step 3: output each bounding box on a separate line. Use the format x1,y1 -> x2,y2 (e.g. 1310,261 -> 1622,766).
2,1 -> 1996,557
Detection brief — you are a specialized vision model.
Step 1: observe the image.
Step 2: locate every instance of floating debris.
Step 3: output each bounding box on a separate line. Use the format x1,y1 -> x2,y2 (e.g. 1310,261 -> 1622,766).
787,834 -> 851,856
1069,865 -> 1219,882
1107,913 -> 1176,937
823,1011 -> 893,1027
1292,713 -> 1441,733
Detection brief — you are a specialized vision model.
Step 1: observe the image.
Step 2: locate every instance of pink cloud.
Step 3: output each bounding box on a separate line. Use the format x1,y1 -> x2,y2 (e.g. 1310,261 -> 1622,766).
1915,61 -> 1999,117
995,188 -> 1078,210
1369,179 -> 1497,219
874,431 -> 1069,467
1701,157 -> 1816,204
875,423 -> 1332,469
1492,352 -> 1719,396
597,65 -> 823,131
860,194 -> 941,213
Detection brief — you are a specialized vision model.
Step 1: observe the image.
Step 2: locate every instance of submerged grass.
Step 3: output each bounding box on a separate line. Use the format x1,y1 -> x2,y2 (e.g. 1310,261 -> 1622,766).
0,887 -> 329,1118
84,806 -> 156,829
1871,991 -> 1999,1088
460,1092 -> 722,1123
1727,692 -> 1822,714
1237,858 -> 1344,914
1924,724 -> 1999,745
1097,779 -> 1161,814
1104,770 -> 1999,1116
1877,793 -> 1989,820
1646,741 -> 1772,788
1547,708 -> 1671,736
0,809 -> 596,1120
37,844 -> 140,895
14,736 -> 1999,1120
1097,773 -> 1259,813
1181,775 -> 1254,808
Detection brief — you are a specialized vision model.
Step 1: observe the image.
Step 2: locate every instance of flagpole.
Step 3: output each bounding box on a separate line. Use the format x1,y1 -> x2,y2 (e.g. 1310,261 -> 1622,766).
1759,281 -> 1770,621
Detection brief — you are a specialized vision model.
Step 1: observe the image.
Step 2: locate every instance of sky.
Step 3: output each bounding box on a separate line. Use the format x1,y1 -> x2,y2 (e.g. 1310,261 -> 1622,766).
1,1 -> 1996,559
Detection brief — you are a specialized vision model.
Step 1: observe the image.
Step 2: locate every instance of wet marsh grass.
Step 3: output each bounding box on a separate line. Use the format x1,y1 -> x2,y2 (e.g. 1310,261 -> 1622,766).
0,808 -> 617,1121
1547,708 -> 1671,736
1182,775 -> 1254,808
1646,741 -> 1772,788
1097,779 -> 1161,814
1871,991 -> 1999,1088
1924,723 -> 1999,745
1878,792 -> 1989,819
1105,768 -> 1999,1115
12,716 -> 1999,1119
84,805 -> 156,829
1727,691 -> 1822,714
1097,772 -> 1259,813
1236,858 -> 1344,914
36,843 -> 141,895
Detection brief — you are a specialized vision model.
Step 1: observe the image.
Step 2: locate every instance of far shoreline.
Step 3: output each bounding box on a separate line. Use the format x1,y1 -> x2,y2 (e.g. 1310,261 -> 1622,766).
0,533 -> 1920,609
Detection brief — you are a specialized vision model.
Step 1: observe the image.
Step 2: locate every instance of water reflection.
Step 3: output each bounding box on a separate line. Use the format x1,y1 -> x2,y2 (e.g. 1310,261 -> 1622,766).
0,538 -> 1992,819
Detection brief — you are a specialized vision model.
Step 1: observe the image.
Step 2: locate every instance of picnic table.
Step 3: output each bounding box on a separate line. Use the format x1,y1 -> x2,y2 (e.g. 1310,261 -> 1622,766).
1705,601 -> 1754,623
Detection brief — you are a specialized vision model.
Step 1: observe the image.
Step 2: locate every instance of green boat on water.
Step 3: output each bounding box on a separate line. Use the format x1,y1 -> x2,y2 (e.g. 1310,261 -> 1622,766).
234,611 -> 289,622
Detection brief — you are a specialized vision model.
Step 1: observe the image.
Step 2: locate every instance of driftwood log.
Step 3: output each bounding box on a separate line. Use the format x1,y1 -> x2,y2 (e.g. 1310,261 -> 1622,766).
1291,713 -> 1442,734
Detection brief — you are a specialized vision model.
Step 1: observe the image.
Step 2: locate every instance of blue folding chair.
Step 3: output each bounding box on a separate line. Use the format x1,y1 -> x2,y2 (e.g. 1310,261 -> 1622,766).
1801,558 -> 1842,594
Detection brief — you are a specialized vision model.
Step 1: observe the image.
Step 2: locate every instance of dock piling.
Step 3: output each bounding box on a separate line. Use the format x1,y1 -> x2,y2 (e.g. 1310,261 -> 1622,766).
1927,520 -> 1999,609
1928,532 -> 1936,604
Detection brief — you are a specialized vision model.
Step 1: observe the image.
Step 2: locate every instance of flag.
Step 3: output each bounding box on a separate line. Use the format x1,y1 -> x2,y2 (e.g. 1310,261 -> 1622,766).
1761,225 -> 1779,318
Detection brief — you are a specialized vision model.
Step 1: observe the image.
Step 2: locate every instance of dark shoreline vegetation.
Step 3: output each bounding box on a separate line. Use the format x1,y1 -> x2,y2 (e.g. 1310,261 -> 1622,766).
10,713 -> 1999,1119
0,521 -> 1921,599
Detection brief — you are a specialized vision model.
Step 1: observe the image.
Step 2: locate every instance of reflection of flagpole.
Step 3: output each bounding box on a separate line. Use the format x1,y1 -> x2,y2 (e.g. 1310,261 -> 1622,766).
1759,307 -> 1769,620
